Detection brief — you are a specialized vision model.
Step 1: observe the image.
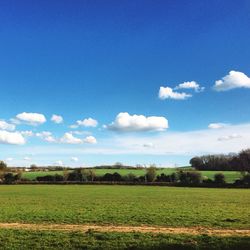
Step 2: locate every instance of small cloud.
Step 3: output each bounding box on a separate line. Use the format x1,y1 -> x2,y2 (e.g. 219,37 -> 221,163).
70,118 -> 98,129
208,123 -> 229,129
214,70 -> 250,91
107,112 -> 168,132
0,120 -> 16,131
218,134 -> 242,141
78,118 -> 98,127
159,86 -> 192,100
83,136 -> 97,144
15,112 -> 46,125
23,156 -> 31,161
36,131 -> 56,143
51,114 -> 63,124
71,157 -> 79,162
60,132 -> 83,144
175,81 -> 204,92
0,130 -> 25,145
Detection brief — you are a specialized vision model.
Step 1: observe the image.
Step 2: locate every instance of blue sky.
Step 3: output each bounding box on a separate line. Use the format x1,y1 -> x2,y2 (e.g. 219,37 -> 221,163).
0,0 -> 250,167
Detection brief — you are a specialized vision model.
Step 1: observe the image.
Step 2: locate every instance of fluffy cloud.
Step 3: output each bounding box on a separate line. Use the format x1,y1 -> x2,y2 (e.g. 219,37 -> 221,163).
36,131 -> 56,143
77,118 -> 98,127
51,114 -> 63,124
60,132 -> 83,144
208,123 -> 229,129
107,112 -> 168,132
83,136 -> 97,144
0,120 -> 15,131
175,81 -> 204,92
16,112 -> 46,125
0,130 -> 25,145
159,86 -> 192,100
70,118 -> 98,129
71,157 -> 79,162
214,70 -> 250,91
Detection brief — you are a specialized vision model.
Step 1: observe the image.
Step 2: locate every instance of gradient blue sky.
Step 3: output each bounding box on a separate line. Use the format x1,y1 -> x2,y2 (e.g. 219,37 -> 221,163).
0,0 -> 250,167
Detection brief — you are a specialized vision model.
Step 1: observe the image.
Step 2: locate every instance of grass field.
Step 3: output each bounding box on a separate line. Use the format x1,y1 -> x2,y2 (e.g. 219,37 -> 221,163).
22,168 -> 242,183
0,229 -> 249,250
0,185 -> 249,229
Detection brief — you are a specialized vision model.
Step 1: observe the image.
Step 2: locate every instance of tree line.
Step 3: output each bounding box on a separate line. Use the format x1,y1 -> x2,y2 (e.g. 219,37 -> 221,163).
189,149 -> 250,171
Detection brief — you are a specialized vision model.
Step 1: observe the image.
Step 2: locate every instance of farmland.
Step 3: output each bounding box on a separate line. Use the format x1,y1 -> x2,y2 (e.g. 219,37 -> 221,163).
22,168 -> 242,183
0,185 -> 249,249
0,185 -> 249,228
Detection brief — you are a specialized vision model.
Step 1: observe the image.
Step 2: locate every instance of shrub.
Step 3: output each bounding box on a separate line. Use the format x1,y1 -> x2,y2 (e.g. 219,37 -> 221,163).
214,173 -> 226,184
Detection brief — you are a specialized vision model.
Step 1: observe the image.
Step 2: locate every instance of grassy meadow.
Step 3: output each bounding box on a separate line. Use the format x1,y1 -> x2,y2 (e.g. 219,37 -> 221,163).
22,168 -> 243,183
0,185 -> 249,229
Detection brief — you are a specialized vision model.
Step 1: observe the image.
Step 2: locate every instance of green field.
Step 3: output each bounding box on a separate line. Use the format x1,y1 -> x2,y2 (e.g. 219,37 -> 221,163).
0,229 -> 249,250
22,168 -> 242,183
0,185 -> 249,229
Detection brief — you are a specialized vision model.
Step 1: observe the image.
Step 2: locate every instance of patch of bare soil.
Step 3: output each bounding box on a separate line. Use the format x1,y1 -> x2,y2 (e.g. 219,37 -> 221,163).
0,223 -> 249,236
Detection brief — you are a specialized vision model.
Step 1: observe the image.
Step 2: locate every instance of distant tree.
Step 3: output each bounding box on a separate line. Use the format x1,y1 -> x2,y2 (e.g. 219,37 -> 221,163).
189,157 -> 203,170
0,161 -> 7,171
214,173 -> 226,184
239,149 -> 250,172
146,166 -> 157,182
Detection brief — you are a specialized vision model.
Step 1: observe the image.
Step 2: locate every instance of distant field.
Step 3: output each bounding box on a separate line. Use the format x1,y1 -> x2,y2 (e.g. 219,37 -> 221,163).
0,185 -> 249,229
22,168 -> 242,183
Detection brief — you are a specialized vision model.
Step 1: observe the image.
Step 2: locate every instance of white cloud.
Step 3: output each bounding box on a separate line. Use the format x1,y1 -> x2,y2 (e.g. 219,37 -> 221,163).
60,132 -> 83,144
36,131 -> 56,143
16,112 -> 46,125
83,136 -> 97,144
23,156 -> 31,161
70,118 -> 98,129
0,120 -> 15,131
175,81 -> 204,92
0,130 -> 25,145
208,123 -> 229,129
107,112 -> 168,132
77,118 -> 98,127
218,134 -> 242,141
71,157 -> 79,162
214,70 -> 250,91
159,86 -> 192,100
51,114 -> 63,124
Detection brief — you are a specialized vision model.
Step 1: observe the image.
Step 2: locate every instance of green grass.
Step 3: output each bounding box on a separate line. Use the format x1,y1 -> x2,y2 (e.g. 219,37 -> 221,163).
0,229 -> 249,250
0,185 -> 249,228
22,168 -> 243,183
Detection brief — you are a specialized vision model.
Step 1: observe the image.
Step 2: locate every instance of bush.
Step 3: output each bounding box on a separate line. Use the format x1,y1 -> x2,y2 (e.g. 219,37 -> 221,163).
214,173 -> 225,184
178,171 -> 202,185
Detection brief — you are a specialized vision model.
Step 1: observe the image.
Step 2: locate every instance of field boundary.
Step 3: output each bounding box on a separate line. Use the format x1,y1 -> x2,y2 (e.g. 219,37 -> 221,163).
0,223 -> 249,236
